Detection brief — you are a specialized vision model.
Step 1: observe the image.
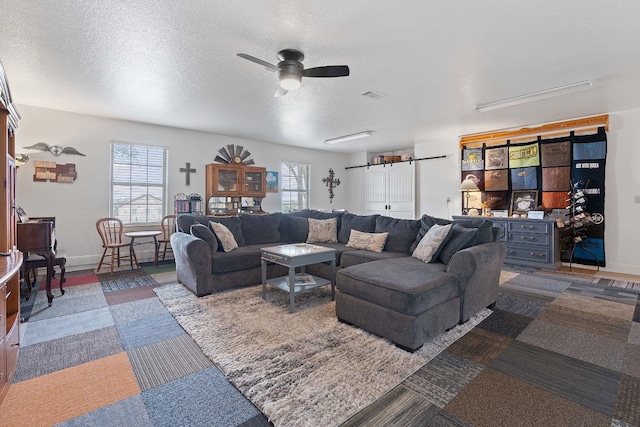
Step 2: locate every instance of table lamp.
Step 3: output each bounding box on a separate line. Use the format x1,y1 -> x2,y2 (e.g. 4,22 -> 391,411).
458,177 -> 480,215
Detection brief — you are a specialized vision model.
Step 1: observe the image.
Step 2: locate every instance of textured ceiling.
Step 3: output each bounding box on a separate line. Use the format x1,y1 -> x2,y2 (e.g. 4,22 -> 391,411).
2,1 -> 640,153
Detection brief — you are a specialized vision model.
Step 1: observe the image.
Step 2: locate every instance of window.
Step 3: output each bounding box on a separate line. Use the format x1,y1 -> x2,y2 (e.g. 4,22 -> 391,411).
281,162 -> 310,212
110,142 -> 167,224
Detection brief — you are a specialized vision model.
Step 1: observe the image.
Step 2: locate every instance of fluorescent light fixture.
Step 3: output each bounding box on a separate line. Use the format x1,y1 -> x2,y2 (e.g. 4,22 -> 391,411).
324,131 -> 373,145
475,80 -> 593,112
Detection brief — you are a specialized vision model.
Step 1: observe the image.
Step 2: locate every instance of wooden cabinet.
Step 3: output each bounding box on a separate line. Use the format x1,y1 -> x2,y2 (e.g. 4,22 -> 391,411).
0,61 -> 22,405
454,216 -> 561,269
365,162 -> 415,219
205,163 -> 266,215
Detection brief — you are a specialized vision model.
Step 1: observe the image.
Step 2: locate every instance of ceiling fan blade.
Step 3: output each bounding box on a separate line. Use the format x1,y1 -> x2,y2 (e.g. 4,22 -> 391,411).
273,86 -> 288,97
237,53 -> 278,72
303,66 -> 350,78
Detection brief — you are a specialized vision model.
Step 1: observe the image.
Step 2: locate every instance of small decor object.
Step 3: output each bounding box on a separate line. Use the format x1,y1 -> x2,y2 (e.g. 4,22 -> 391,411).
33,161 -> 77,183
180,162 -> 196,186
214,144 -> 254,166
266,171 -> 278,193
458,176 -> 480,215
322,168 -> 341,203
23,142 -> 86,157
510,190 -> 538,216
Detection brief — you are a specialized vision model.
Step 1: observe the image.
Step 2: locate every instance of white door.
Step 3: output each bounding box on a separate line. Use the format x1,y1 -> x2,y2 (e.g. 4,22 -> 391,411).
365,163 -> 415,219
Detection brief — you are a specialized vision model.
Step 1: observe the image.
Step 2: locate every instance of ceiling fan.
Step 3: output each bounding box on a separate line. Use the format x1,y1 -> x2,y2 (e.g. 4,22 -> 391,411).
237,49 -> 349,97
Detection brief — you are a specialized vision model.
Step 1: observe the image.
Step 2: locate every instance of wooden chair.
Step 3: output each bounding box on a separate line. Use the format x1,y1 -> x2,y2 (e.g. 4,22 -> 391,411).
23,249 -> 67,301
158,214 -> 177,261
96,217 -> 138,273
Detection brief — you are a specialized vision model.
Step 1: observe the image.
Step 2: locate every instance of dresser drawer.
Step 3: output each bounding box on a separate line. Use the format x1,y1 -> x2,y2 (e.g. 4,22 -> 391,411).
508,220 -> 551,234
507,232 -> 550,247
505,244 -> 551,263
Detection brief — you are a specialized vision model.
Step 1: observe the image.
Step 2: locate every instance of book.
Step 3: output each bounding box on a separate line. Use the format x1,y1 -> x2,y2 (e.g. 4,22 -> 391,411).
286,274 -> 316,285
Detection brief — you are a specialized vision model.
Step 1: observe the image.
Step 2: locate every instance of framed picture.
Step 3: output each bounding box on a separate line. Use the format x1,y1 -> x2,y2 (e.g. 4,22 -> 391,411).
266,171 -> 278,193
510,190 -> 538,216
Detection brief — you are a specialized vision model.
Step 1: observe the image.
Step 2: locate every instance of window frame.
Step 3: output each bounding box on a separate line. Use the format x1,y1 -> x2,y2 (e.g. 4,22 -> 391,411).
110,141 -> 168,225
280,161 -> 311,212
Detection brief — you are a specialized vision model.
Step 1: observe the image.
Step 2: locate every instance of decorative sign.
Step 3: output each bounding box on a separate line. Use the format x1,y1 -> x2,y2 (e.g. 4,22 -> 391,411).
33,161 -> 77,183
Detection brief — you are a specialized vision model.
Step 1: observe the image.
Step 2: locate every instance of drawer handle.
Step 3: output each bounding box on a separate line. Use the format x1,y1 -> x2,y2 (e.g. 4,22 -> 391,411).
521,236 -> 537,241
508,250 -> 517,255
521,225 -> 536,230
530,252 -> 546,258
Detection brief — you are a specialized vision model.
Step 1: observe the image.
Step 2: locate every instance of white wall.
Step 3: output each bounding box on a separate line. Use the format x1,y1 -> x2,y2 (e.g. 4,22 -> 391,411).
15,105 -> 640,276
15,105 -> 349,269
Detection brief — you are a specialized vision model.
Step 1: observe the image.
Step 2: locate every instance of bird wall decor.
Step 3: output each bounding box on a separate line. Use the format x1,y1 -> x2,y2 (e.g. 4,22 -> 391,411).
23,142 -> 86,157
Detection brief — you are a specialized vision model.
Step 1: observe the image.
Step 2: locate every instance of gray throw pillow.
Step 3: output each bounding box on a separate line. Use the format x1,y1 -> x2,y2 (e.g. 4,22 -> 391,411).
190,223 -> 218,254
438,224 -> 479,264
374,216 -> 421,253
452,218 -> 494,244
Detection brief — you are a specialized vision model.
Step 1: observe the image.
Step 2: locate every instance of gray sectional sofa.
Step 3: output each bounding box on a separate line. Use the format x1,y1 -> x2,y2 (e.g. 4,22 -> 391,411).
171,210 -> 506,351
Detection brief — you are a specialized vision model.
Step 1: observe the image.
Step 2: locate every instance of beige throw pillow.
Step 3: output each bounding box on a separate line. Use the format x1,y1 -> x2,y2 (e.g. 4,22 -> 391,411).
346,229 -> 388,253
306,218 -> 338,243
209,221 -> 239,252
412,223 -> 452,263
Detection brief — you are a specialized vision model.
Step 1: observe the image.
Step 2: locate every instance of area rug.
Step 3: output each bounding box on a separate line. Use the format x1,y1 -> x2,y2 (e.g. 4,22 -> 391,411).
154,284 -> 490,427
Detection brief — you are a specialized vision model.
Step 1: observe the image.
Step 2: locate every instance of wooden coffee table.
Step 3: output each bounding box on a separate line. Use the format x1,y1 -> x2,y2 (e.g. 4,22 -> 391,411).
260,243 -> 336,313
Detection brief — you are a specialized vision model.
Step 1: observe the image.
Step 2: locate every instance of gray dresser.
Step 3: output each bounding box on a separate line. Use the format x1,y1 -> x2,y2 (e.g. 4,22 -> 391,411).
453,216 -> 561,269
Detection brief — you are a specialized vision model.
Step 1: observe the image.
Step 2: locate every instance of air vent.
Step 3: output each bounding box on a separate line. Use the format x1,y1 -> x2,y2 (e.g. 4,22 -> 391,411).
361,89 -> 387,100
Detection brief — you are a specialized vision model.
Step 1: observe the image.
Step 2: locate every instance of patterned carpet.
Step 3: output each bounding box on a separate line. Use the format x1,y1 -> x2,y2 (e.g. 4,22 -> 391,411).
341,267 -> 640,426
2,263 -> 639,426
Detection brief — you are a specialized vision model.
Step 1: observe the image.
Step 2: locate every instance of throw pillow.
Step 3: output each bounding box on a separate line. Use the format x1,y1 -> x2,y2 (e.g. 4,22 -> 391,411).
412,224 -> 452,263
452,218 -> 494,244
374,216 -> 421,253
338,213 -> 378,243
210,216 -> 245,247
209,221 -> 239,252
346,229 -> 388,253
438,224 -> 479,264
410,214 -> 452,252
190,223 -> 218,254
306,218 -> 338,243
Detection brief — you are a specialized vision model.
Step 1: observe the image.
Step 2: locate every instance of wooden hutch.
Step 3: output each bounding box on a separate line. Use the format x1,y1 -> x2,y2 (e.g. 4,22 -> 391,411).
0,61 -> 22,404
205,163 -> 266,215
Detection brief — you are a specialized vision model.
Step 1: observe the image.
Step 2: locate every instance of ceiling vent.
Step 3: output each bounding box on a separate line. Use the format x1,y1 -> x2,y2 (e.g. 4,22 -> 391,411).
361,89 -> 387,100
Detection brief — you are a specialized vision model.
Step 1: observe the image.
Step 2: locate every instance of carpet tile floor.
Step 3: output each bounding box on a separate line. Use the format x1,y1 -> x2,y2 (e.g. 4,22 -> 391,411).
0,264 -> 270,427
1,263 -> 639,426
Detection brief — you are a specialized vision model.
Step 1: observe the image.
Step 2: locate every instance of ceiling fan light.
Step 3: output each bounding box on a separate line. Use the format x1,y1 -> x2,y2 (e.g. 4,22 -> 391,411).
280,74 -> 301,91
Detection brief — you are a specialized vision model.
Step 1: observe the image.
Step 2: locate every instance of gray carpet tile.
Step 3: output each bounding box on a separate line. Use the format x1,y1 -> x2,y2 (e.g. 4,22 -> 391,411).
127,334 -> 213,391
566,282 -> 640,305
116,311 -> 186,350
100,272 -> 159,292
597,278 -> 640,290
54,394 -> 153,427
340,384 -> 440,427
20,306 -> 115,347
237,413 -> 273,427
504,273 -> 573,293
149,271 -> 178,284
622,343 -> 640,378
476,308 -> 532,339
141,366 -> 266,427
630,322 -> 640,345
15,326 -> 123,382
29,283 -> 108,322
490,340 -> 621,417
517,318 -> 627,372
402,351 -> 484,408
494,292 -> 549,318
109,297 -> 168,325
615,374 -> 640,426
424,409 -> 474,427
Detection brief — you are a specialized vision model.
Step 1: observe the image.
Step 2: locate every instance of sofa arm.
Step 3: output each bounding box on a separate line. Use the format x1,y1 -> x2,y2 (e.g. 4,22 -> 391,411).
171,232 -> 211,296
446,241 -> 507,322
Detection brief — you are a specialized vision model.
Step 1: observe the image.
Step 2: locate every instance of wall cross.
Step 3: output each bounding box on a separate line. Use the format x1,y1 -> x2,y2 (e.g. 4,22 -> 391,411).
180,162 -> 196,186
321,168 -> 341,203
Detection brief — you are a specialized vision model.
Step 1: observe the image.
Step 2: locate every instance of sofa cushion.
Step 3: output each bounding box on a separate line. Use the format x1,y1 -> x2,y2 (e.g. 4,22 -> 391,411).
412,224 -> 452,263
210,245 -> 262,273
190,224 -> 218,254
209,216 -> 245,247
210,221 -> 238,252
289,216 -> 309,243
452,218 -> 494,244
337,257 -> 458,316
374,216 -> 420,253
177,214 -> 210,233
410,214 -> 452,252
307,218 -> 338,243
438,223 -> 479,264
346,230 -> 388,253
241,213 -> 282,245
338,213 -> 378,243
340,250 -> 410,269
